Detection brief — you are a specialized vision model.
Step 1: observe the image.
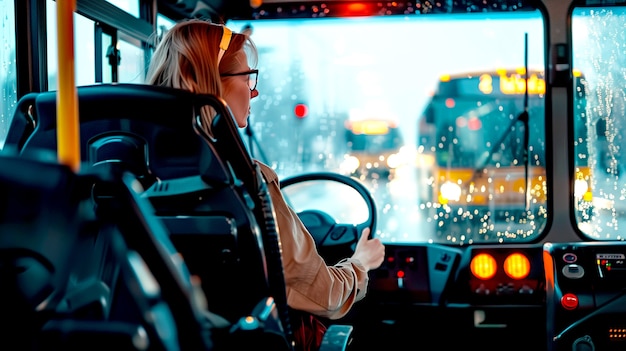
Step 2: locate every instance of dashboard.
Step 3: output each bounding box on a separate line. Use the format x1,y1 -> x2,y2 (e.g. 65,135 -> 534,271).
344,242 -> 626,351
545,242 -> 626,351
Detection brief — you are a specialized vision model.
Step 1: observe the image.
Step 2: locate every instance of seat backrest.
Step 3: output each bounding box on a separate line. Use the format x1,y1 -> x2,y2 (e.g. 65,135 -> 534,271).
87,171 -> 216,350
0,149 -> 224,349
5,84 -> 360,348
7,84 -> 229,185
209,100 -> 295,347
7,83 -> 276,329
4,93 -> 36,151
0,151 -> 89,345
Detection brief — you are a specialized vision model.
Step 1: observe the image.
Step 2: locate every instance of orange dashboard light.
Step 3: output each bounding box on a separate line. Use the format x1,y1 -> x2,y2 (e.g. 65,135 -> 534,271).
504,253 -> 530,279
470,253 -> 497,280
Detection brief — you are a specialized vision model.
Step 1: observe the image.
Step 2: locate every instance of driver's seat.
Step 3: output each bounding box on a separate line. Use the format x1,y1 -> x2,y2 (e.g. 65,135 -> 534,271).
209,92 -> 357,351
4,83 -> 354,351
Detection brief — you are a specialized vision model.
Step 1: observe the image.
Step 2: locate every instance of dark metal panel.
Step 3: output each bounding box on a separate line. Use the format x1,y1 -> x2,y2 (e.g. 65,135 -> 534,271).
199,0 -> 253,21
76,0 -> 153,43
15,0 -> 48,97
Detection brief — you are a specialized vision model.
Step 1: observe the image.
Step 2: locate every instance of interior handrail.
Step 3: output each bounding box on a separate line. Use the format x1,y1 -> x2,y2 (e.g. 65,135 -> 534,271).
56,0 -> 80,172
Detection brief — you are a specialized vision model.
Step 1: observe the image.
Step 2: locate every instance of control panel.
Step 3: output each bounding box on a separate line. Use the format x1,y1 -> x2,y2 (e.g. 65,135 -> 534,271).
545,242 -> 626,351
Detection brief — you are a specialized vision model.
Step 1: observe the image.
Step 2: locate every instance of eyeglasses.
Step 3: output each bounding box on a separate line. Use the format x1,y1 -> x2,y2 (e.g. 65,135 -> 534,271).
221,69 -> 259,91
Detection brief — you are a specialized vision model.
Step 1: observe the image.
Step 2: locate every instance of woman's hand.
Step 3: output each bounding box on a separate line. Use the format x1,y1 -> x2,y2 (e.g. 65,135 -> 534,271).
351,227 -> 385,271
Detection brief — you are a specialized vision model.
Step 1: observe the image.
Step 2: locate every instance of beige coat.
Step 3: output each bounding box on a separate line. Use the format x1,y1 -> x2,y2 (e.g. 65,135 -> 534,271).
256,161 -> 368,320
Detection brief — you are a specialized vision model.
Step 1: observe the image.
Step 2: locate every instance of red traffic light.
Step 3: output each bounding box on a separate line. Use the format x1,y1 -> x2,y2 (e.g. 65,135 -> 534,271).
294,103 -> 309,119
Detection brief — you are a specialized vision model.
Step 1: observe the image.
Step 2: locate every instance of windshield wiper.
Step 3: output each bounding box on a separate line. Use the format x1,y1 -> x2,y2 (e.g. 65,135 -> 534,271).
470,33 -> 531,212
471,109 -> 529,182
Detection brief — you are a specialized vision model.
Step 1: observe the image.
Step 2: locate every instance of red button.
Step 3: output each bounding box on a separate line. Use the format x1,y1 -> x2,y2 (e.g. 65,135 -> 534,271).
561,293 -> 578,310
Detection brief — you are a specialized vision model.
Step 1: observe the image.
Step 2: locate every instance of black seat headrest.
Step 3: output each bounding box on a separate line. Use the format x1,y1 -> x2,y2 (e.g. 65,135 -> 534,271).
8,84 -> 232,185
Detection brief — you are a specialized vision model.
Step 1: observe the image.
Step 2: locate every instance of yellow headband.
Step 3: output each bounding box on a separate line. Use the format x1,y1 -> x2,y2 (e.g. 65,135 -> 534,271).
217,26 -> 233,65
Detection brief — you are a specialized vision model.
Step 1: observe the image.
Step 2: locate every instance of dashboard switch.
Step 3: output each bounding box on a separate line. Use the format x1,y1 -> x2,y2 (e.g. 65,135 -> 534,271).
562,264 -> 585,279
561,293 -> 579,310
562,253 -> 578,263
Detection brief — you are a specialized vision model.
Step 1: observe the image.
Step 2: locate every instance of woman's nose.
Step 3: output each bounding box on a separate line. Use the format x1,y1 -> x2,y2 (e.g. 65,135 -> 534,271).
251,89 -> 259,99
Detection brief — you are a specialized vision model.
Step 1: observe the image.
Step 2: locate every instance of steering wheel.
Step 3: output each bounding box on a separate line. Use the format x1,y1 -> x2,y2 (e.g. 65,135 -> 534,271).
279,172 -> 377,265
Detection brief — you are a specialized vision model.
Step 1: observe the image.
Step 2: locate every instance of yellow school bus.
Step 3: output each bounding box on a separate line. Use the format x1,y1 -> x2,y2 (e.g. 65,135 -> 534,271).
341,118 -> 405,180
417,68 -> 591,241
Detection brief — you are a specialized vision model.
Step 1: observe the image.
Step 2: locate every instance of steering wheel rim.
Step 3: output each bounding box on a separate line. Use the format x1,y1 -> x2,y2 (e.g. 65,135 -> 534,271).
280,172 -> 377,263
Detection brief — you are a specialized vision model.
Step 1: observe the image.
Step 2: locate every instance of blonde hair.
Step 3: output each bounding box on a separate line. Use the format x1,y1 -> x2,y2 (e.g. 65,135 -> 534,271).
146,19 -> 258,132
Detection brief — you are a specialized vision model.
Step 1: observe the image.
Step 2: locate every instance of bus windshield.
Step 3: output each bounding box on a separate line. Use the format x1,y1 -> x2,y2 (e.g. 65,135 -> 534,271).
572,6 -> 626,240
228,9 -> 546,245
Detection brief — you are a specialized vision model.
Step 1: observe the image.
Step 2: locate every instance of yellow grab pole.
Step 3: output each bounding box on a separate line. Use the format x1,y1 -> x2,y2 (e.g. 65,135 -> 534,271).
56,0 -> 80,172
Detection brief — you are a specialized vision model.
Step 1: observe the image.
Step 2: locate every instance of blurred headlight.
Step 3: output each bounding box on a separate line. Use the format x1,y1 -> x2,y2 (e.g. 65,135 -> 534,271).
340,155 -> 360,174
440,181 -> 461,202
573,178 -> 589,199
386,153 -> 401,169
